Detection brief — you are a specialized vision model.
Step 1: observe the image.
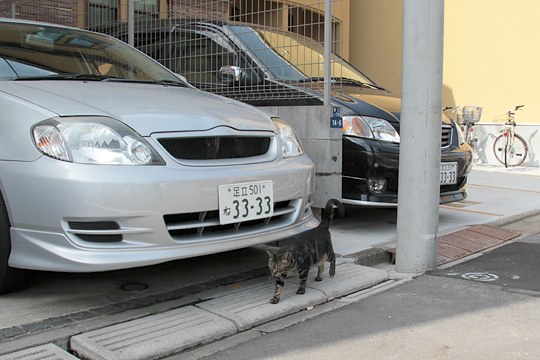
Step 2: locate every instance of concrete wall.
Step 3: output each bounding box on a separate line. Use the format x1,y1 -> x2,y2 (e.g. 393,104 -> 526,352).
262,106 -> 342,208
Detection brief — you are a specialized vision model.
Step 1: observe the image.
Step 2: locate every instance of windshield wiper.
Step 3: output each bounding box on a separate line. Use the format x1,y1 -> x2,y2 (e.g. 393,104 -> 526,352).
299,76 -> 387,91
14,73 -> 118,81
14,73 -> 187,87
103,78 -> 188,87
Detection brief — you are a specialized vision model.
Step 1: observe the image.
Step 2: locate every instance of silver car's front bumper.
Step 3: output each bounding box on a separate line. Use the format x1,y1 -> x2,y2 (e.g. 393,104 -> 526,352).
2,155 -> 316,272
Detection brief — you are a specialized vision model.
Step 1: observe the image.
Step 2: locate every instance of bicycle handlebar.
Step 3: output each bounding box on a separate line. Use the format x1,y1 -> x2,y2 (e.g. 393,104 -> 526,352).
508,105 -> 525,116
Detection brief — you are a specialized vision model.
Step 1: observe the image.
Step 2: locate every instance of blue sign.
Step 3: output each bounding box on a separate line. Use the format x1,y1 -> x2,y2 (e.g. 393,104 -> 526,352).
330,106 -> 342,128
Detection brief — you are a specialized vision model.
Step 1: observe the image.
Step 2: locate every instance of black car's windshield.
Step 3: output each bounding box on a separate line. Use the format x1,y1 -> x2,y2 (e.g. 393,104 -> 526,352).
0,21 -> 186,85
228,25 -> 376,86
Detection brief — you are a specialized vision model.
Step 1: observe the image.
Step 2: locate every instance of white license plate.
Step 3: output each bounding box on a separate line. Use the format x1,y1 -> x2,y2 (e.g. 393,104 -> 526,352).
218,181 -> 274,225
440,162 -> 458,185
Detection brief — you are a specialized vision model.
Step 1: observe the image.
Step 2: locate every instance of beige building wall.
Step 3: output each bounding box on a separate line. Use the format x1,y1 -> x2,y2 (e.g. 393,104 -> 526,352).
349,1 -> 403,99
349,0 -> 540,125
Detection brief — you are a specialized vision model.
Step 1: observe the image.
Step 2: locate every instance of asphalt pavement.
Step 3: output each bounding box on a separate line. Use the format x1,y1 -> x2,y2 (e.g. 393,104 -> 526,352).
1,164 -> 539,359
179,211 -> 540,360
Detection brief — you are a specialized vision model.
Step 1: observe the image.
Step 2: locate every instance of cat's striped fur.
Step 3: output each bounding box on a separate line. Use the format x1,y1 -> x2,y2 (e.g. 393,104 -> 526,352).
266,199 -> 343,304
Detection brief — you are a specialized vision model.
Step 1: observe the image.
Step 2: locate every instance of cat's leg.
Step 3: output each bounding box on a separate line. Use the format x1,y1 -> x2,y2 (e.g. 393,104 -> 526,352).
296,269 -> 309,294
315,264 -> 324,281
270,277 -> 285,304
329,247 -> 336,277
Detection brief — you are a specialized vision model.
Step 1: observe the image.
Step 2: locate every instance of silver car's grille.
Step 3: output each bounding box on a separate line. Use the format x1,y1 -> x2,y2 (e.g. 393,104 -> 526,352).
441,124 -> 452,148
164,199 -> 299,241
158,136 -> 271,160
68,221 -> 123,242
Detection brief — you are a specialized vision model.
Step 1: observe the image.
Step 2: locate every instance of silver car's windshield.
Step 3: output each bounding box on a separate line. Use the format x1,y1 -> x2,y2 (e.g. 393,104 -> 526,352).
0,21 -> 185,85
228,25 -> 375,85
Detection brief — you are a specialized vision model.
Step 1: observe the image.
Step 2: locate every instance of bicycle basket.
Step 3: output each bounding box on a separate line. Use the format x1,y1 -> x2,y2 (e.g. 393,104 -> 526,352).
462,106 -> 482,124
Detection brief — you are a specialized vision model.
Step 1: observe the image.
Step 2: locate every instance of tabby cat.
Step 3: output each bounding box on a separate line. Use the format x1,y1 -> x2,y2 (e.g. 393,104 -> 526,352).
266,199 -> 343,304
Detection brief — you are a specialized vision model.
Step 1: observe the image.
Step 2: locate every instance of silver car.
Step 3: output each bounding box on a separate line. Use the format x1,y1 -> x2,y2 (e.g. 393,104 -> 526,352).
0,19 -> 316,293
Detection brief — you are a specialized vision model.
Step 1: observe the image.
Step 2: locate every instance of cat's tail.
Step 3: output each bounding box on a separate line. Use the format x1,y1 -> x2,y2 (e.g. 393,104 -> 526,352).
320,199 -> 344,229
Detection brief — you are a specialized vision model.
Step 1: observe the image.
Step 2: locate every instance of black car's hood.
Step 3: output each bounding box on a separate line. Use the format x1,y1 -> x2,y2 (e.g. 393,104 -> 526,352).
332,85 -> 452,125
337,86 -> 401,120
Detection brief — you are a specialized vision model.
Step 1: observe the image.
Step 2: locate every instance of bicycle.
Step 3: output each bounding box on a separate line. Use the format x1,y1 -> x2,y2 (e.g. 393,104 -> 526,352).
443,105 -> 482,147
492,105 -> 528,167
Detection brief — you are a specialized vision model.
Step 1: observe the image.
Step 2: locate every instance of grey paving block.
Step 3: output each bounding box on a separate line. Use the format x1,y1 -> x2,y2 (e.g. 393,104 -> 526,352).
195,277 -> 268,301
70,306 -> 236,360
0,344 -> 77,360
196,280 -> 327,331
306,263 -> 389,299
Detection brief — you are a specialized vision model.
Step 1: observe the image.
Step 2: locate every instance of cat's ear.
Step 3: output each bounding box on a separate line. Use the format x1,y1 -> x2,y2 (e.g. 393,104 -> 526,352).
265,249 -> 276,259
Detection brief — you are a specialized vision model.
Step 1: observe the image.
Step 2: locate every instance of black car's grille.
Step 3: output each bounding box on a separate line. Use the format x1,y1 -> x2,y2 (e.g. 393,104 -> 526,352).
164,200 -> 297,240
158,136 -> 271,160
441,125 -> 452,148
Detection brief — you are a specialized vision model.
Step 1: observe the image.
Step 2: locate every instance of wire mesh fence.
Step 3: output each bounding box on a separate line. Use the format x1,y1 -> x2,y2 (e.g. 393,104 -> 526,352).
2,0 -> 348,103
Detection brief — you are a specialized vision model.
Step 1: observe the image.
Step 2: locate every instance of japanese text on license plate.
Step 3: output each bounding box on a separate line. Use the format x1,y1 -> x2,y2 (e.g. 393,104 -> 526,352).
440,162 -> 457,185
218,181 -> 274,225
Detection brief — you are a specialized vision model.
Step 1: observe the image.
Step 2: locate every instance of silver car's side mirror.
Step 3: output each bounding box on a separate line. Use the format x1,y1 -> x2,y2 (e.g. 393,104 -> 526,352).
219,65 -> 242,82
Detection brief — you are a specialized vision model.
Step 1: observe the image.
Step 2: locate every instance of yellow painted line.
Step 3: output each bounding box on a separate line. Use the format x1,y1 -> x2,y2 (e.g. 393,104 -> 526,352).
468,183 -> 540,194
439,205 -> 503,217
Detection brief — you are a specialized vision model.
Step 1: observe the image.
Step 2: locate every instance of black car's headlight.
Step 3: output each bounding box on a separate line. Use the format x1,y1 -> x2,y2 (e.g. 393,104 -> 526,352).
32,116 -> 165,165
454,120 -> 466,145
342,115 -> 400,143
272,117 -> 304,158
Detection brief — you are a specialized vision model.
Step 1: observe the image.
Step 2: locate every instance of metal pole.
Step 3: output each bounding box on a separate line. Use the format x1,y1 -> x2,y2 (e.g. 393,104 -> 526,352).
396,0 -> 445,273
323,0 -> 332,107
11,2 -> 16,18
128,0 -> 135,47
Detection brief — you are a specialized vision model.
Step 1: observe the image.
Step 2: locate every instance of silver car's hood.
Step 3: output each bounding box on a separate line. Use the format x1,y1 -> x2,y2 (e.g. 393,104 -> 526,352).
2,81 -> 276,135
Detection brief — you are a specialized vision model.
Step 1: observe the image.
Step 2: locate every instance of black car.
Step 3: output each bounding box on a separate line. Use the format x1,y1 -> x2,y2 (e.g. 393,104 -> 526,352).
111,20 -> 473,207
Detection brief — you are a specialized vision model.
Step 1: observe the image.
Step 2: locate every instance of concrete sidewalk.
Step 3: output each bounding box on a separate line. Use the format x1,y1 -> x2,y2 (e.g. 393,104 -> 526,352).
0,260 -> 389,360
189,213 -> 540,360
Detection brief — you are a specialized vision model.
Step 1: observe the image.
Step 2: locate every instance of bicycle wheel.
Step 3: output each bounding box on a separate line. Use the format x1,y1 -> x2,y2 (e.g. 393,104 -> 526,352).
506,133 -> 528,167
492,134 -> 508,166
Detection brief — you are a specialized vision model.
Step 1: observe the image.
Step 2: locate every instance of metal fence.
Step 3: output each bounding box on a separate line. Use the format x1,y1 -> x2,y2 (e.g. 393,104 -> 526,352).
1,0 -> 345,103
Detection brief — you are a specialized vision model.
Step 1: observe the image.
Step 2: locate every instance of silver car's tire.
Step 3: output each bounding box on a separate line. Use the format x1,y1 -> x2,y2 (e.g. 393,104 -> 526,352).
0,192 -> 30,294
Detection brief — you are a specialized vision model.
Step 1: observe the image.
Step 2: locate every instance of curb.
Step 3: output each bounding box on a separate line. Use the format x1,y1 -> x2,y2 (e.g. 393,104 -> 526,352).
350,247 -> 392,267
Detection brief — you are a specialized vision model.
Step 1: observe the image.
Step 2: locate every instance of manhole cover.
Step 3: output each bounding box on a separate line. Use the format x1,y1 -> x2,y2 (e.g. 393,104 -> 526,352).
461,272 -> 499,282
121,282 -> 149,291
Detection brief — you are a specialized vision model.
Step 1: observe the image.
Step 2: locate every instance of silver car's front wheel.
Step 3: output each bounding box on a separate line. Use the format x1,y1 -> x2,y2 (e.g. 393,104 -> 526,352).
0,192 -> 30,294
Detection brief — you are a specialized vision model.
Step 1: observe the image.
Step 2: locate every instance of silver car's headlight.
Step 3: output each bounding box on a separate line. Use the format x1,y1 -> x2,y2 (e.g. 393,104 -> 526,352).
272,117 -> 304,158
32,117 -> 165,165
342,115 -> 400,143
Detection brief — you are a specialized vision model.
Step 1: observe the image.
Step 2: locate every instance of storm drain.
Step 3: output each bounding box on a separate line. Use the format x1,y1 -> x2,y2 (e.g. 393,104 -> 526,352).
0,344 -> 77,360
70,306 -> 236,360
